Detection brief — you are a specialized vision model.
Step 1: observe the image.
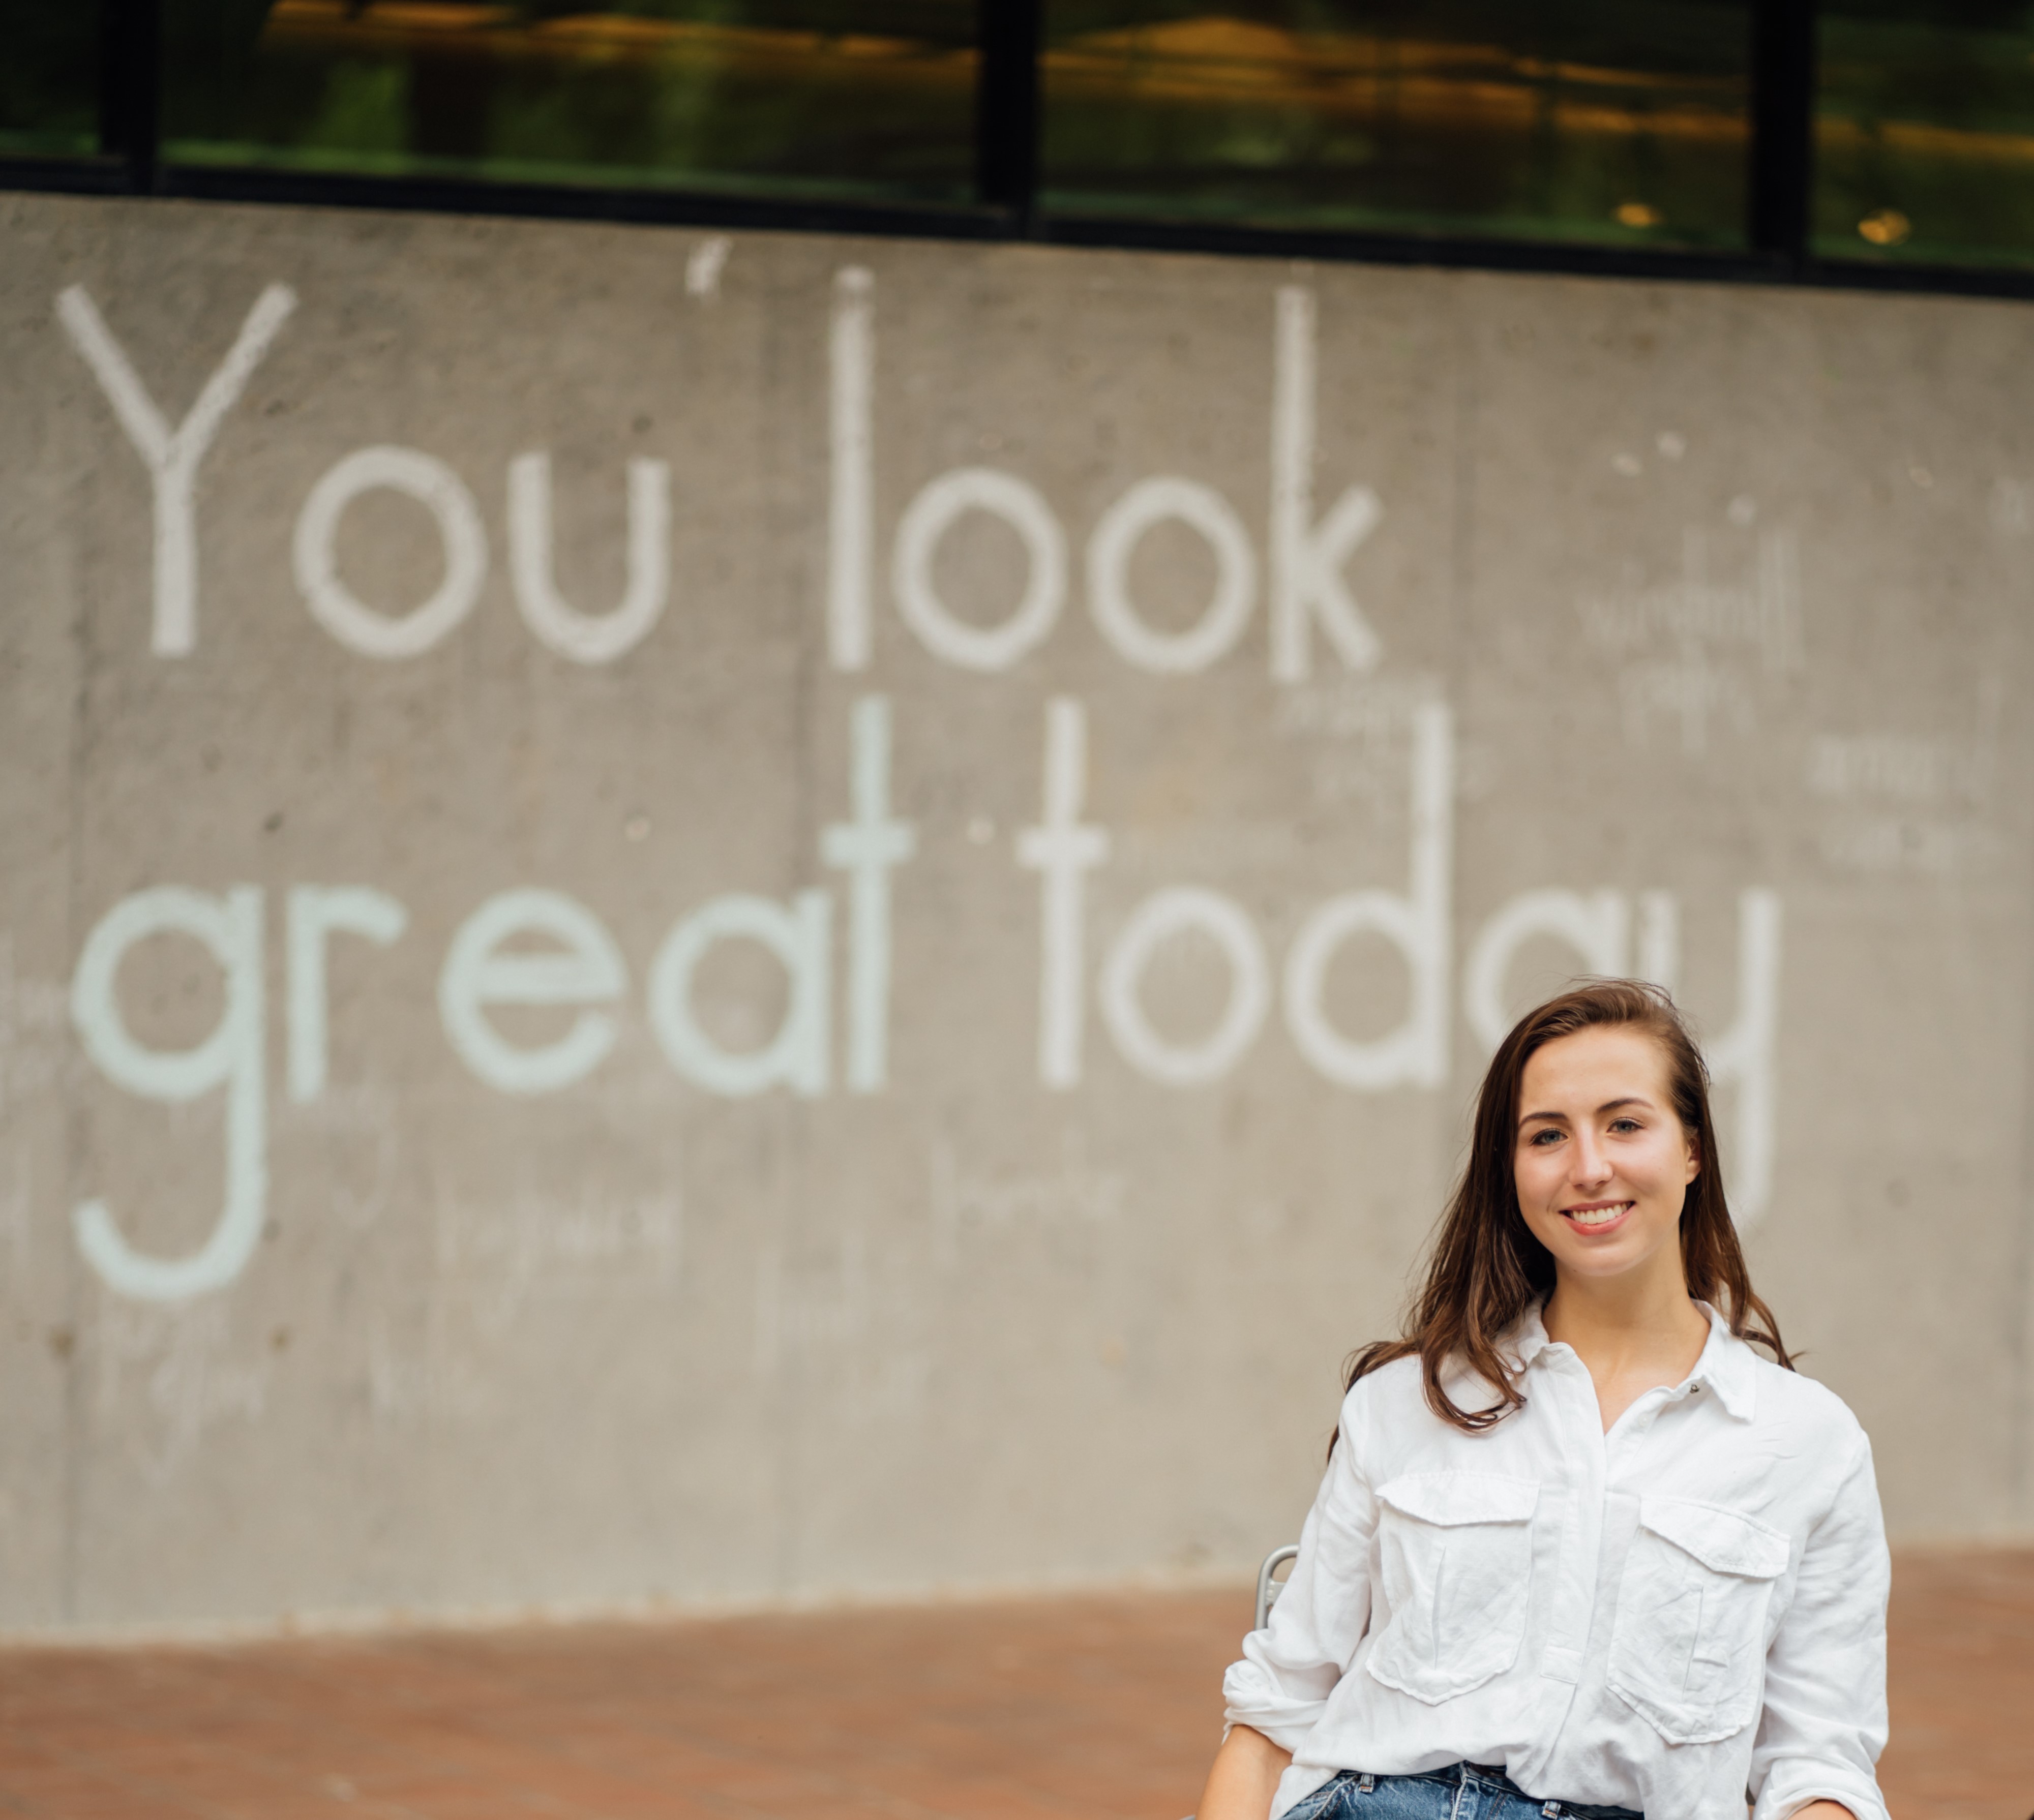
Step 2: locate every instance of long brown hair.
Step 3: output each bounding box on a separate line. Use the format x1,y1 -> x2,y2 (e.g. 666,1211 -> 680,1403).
1347,978 -> 1790,1435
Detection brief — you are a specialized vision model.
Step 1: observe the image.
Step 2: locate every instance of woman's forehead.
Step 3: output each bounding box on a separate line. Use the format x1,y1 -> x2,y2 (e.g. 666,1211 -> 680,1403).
1519,1024 -> 1672,1103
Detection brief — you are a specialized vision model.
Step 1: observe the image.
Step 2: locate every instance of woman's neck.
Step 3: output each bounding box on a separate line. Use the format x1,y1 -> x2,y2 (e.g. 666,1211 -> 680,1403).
1541,1262 -> 1713,1432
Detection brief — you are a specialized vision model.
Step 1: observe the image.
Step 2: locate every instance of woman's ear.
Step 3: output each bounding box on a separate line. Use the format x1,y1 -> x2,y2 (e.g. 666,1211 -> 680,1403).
1683,1132 -> 1702,1185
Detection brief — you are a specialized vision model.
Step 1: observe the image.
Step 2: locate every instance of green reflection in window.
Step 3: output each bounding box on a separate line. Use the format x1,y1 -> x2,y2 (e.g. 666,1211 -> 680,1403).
161,0 -> 979,204
1040,0 -> 1752,250
0,0 -> 103,157
1817,3 -> 2034,268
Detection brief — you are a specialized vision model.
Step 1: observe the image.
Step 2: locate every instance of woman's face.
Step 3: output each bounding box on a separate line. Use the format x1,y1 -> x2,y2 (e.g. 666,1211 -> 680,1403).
1513,1023 -> 1700,1287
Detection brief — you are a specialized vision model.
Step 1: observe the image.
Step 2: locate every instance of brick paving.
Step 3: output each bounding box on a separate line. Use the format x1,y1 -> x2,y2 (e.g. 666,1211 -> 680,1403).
0,1550 -> 2027,1820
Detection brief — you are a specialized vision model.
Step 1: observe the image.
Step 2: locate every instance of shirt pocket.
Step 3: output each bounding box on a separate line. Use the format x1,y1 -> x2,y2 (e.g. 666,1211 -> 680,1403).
1363,1471 -> 1540,1705
1607,1495 -> 1792,1745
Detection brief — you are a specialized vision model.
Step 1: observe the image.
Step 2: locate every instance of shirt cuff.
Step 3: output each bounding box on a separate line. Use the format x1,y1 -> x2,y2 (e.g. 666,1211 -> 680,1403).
1221,1659 -> 1327,1757
1751,1772 -> 1889,1820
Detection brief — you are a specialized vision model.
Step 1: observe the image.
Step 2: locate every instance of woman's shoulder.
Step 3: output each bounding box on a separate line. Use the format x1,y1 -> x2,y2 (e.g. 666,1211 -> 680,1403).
1336,1347 -> 1505,1457
1339,1349 -> 1426,1416
1743,1345 -> 1872,1457
1335,1351 -> 1424,1449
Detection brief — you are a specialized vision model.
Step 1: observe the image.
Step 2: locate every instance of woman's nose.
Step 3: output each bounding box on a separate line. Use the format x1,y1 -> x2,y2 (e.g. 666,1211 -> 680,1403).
1571,1135 -> 1612,1182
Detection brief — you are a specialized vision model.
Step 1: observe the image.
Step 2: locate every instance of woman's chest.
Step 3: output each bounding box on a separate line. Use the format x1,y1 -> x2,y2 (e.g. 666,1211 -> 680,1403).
1357,1404 -> 1810,1743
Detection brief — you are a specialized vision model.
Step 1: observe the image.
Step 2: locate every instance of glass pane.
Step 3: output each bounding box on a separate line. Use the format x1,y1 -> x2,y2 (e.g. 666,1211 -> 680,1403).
0,0 -> 103,157
1040,0 -> 1753,249
1816,3 -> 2034,269
161,0 -> 978,204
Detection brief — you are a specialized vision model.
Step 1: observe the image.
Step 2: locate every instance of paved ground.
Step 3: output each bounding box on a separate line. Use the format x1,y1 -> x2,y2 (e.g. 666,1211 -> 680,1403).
0,1549 -> 2028,1820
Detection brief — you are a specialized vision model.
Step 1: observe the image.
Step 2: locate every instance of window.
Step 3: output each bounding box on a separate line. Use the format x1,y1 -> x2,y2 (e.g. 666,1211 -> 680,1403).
11,0 -> 2034,293
1040,0 -> 1755,249
1816,1 -> 2034,269
0,0 -> 104,159
160,0 -> 980,204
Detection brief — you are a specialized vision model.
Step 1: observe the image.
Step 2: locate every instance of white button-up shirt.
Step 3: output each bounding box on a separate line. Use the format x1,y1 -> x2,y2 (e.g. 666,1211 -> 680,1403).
1224,1305 -> 1889,1820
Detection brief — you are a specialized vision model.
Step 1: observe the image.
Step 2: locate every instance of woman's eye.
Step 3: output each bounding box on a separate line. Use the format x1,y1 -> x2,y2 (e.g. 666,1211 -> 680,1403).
1528,1128 -> 1562,1145
1609,1117 -> 1640,1134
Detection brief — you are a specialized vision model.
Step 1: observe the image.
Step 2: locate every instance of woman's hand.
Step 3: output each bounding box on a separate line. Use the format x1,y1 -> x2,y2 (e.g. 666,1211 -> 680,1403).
1194,1723 -> 1292,1820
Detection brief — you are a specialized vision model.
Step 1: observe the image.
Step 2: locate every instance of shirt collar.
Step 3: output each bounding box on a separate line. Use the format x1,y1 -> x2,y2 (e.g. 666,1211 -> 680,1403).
1510,1298 -> 1759,1421
1509,1301 -> 1554,1371
1687,1302 -> 1760,1420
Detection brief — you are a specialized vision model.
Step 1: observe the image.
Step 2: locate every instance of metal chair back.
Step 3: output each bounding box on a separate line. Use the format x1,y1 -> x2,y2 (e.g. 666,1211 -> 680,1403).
1254,1543 -> 1300,1632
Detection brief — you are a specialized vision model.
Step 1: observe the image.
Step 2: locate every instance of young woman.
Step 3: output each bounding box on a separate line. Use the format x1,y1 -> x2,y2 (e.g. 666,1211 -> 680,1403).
1200,980 -> 1888,1820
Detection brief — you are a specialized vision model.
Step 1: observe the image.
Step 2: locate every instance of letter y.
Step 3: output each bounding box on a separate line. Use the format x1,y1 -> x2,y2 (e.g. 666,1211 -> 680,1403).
57,282 -> 297,657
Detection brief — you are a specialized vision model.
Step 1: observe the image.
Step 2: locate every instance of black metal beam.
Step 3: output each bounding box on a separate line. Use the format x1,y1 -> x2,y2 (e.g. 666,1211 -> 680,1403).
977,0 -> 1042,223
1750,0 -> 1817,267
98,0 -> 160,192
154,162 -> 1014,242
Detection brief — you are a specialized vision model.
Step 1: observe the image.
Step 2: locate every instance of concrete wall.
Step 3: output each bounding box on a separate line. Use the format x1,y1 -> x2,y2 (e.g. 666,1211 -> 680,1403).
1,191 -> 2029,1634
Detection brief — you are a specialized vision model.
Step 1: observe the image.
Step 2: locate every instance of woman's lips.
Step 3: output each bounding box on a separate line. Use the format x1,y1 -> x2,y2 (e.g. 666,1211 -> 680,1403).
1562,1200 -> 1633,1233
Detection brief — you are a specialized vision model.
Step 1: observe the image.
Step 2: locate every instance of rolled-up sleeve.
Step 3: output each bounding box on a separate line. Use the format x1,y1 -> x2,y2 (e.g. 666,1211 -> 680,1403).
1222,1385 -> 1380,1754
1749,1435 -> 1891,1820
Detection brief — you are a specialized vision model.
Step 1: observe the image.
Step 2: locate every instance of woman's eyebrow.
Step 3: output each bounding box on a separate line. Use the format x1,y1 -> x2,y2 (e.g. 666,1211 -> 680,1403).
1518,1095 -> 1655,1127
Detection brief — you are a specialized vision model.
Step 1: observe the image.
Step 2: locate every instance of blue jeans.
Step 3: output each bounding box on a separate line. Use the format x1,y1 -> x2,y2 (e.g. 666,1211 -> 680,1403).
1283,1763 -> 1643,1820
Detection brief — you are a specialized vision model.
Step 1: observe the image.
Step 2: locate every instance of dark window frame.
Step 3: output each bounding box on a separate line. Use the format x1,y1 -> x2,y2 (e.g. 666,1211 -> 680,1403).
5,0 -> 2034,300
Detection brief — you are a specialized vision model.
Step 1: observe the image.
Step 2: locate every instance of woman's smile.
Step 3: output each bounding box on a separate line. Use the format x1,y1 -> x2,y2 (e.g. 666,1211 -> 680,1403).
1562,1199 -> 1634,1231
